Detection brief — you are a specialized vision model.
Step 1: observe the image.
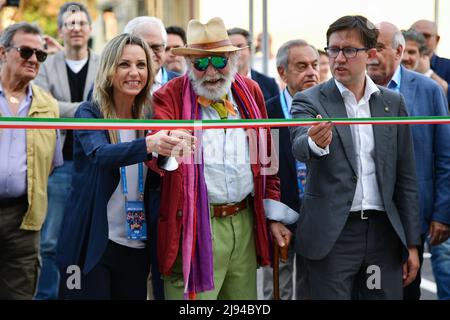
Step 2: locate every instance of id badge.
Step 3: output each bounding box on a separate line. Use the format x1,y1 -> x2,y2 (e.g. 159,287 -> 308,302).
125,200 -> 147,240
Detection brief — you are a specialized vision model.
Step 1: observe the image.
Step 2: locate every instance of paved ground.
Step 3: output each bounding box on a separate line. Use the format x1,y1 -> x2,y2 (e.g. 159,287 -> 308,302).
256,251 -> 437,300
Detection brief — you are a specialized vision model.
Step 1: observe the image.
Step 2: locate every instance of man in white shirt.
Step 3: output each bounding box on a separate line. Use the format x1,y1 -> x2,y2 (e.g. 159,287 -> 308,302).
290,15 -> 420,299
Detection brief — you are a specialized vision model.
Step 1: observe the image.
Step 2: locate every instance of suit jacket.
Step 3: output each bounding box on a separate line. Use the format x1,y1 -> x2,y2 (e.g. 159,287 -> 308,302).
251,69 -> 279,101
34,50 -> 99,144
266,94 -> 300,216
399,66 -> 450,233
150,75 -> 280,275
290,79 -> 420,262
56,101 -> 152,274
431,53 -> 450,101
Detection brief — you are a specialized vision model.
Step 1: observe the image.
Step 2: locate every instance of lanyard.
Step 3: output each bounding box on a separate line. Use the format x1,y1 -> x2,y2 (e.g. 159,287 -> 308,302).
279,89 -> 291,119
279,90 -> 306,199
161,67 -> 168,85
118,131 -> 144,201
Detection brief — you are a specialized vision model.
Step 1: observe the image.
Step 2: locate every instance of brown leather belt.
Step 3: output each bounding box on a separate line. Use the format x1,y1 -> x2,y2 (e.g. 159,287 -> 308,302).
211,198 -> 248,218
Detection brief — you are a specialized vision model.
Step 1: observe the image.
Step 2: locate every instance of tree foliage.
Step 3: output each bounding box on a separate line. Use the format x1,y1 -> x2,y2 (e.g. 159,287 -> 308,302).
15,0 -> 97,37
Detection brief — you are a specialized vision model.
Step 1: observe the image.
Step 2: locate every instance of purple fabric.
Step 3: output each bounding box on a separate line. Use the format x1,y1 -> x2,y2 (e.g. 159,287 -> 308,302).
181,75 -> 214,298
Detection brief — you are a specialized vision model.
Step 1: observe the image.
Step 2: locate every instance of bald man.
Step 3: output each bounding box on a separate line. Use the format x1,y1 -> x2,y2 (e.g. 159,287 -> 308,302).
368,21 -> 450,300
411,19 -> 450,102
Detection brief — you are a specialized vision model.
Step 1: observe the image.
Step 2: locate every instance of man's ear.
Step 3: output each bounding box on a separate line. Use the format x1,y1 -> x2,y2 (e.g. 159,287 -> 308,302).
436,34 -> 441,46
0,46 -> 7,63
396,45 -> 404,60
277,66 -> 287,83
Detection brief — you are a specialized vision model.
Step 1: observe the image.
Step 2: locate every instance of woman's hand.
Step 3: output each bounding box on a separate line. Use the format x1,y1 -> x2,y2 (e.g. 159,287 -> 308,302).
146,130 -> 196,157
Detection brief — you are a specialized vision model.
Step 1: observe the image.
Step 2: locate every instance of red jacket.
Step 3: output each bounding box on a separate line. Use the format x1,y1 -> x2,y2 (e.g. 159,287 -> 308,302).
150,75 -> 280,275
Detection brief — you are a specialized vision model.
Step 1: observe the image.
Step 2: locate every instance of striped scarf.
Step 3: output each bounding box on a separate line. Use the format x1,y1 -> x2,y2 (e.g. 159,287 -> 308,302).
180,73 -> 265,299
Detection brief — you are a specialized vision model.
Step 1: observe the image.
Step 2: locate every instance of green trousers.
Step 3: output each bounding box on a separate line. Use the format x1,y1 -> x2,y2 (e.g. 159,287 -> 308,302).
164,206 -> 257,300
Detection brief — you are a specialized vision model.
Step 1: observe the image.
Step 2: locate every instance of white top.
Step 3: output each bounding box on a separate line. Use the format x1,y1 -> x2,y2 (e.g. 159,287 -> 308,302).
107,130 -> 147,249
201,92 -> 254,204
65,58 -> 88,74
151,68 -> 163,94
310,75 -> 384,212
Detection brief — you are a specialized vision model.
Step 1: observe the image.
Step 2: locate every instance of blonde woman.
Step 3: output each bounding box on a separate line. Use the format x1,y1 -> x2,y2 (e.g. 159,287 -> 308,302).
56,33 -> 194,299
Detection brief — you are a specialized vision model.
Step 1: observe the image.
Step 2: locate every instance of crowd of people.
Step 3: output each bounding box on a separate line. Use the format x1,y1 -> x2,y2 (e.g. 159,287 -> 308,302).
0,1 -> 449,300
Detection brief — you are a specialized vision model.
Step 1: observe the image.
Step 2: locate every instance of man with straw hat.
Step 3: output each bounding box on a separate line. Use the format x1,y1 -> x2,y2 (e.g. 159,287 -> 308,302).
148,17 -> 295,300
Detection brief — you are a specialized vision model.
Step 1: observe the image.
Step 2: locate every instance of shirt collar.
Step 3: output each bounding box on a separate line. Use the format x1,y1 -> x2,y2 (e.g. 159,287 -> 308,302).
334,74 -> 380,103
387,65 -> 402,91
154,68 -> 163,85
0,82 -> 33,100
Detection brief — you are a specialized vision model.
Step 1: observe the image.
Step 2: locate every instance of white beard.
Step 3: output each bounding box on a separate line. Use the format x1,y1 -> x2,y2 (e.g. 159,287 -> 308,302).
187,54 -> 239,100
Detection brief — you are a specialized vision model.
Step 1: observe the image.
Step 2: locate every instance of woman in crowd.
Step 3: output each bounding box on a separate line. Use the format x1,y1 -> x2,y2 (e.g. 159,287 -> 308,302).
56,33 -> 193,299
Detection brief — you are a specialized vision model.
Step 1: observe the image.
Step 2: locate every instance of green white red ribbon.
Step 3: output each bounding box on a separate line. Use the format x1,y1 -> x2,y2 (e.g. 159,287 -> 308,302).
1,116 -> 450,130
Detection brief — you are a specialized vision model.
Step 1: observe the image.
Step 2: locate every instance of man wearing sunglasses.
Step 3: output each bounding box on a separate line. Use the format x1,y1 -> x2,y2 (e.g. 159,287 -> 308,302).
33,2 -> 99,300
0,22 -> 62,300
149,17 -> 293,300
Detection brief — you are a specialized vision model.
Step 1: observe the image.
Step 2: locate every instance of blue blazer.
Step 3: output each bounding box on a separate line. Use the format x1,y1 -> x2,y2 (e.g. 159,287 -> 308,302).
400,66 -> 450,233
266,94 -> 301,216
56,101 -> 152,274
431,54 -> 450,102
251,69 -> 279,101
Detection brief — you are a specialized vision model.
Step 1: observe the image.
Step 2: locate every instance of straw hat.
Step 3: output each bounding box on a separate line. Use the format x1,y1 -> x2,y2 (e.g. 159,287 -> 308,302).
172,17 -> 246,56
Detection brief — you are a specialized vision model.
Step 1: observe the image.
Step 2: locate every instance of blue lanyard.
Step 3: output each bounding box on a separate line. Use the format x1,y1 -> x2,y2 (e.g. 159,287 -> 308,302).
161,67 -> 168,85
118,131 -> 144,201
279,89 -> 291,119
280,90 -> 306,199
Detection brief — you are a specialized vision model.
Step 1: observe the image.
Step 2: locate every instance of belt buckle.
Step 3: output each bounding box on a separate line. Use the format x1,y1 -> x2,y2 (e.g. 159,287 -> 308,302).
360,210 -> 368,220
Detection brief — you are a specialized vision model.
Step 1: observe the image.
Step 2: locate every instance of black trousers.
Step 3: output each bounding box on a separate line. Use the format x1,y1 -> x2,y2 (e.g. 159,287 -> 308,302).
305,212 -> 404,300
60,240 -> 150,300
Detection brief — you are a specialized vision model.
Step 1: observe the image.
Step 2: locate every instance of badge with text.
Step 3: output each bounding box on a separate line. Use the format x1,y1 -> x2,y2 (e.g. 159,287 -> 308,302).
125,200 -> 147,240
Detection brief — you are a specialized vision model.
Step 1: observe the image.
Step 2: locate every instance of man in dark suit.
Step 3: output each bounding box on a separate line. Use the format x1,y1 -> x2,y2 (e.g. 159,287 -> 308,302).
264,39 -> 320,300
368,21 -> 450,300
290,15 -> 421,299
411,19 -> 450,102
227,27 -> 279,101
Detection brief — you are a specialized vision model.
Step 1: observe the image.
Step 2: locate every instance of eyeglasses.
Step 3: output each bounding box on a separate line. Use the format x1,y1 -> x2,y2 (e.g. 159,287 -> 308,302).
8,46 -> 47,63
192,56 -> 228,72
149,44 -> 165,54
324,47 -> 368,59
63,20 -> 90,30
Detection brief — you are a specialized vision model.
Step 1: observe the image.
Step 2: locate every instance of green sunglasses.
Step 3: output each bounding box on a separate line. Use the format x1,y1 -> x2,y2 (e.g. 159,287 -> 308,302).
192,56 -> 228,71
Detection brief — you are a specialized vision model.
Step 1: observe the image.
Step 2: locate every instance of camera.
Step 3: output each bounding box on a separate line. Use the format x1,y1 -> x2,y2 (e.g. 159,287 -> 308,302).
6,0 -> 20,7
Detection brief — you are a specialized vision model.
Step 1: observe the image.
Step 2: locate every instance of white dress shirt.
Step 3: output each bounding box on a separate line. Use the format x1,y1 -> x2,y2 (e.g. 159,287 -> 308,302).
310,75 -> 384,212
201,92 -> 254,204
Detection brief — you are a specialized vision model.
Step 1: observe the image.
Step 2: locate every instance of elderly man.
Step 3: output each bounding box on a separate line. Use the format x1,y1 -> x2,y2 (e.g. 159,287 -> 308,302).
0,22 -> 62,299
368,21 -> 450,301
411,19 -> 450,102
290,15 -> 420,299
34,2 -> 99,300
150,17 -> 292,300
263,39 -> 320,300
124,16 -> 179,93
